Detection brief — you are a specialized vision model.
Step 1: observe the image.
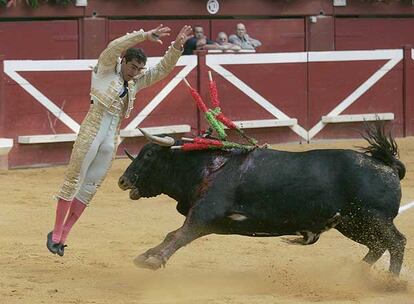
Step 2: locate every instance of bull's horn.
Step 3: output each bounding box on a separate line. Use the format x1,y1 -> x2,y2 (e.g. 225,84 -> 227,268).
139,128 -> 175,147
171,145 -> 183,150
124,149 -> 135,161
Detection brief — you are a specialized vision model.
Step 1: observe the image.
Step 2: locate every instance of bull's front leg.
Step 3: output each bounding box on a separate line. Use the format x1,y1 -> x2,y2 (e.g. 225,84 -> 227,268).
134,220 -> 206,270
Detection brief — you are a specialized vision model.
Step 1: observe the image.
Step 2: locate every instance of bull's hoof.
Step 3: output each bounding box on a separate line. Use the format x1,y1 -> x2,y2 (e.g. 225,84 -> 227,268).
383,276 -> 408,292
133,254 -> 164,270
281,231 -> 320,245
324,212 -> 341,231
281,236 -> 310,245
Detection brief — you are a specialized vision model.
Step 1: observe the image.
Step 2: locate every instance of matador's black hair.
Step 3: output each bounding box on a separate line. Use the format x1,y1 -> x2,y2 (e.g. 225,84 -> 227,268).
124,47 -> 147,64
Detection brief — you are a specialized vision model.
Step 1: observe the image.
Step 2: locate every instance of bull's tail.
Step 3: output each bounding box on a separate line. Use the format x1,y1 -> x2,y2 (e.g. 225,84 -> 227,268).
360,121 -> 405,180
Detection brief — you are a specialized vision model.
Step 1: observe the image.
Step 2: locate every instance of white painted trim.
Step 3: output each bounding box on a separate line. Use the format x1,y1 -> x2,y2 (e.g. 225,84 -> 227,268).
18,134 -> 77,144
3,56 -> 196,72
4,60 -> 96,72
0,138 -> 13,155
206,50 -> 401,66
18,125 -> 192,144
120,124 -> 191,137
207,52 -> 307,65
207,49 -> 256,54
412,49 -> 414,60
399,201 -> 414,214
322,113 -> 394,124
124,59 -> 198,131
75,0 -> 87,6
309,49 -> 402,62
226,119 -> 297,129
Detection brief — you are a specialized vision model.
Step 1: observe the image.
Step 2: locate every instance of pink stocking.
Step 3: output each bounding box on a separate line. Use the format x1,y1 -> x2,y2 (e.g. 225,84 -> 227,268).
52,198 -> 72,243
60,197 -> 86,244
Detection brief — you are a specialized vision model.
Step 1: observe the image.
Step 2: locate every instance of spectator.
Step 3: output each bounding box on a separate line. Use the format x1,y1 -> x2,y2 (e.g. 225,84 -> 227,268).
229,23 -> 262,51
215,32 -> 241,52
183,25 -> 218,55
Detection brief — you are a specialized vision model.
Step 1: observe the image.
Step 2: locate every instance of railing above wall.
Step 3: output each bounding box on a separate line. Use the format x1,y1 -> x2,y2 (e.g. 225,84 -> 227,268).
1,0 -> 414,19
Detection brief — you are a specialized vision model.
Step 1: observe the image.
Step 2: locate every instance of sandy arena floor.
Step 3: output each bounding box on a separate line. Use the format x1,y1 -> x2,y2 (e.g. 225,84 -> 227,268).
1,138 -> 414,304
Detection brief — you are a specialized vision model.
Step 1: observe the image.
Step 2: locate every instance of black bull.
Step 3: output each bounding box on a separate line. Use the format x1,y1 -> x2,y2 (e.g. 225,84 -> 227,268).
118,124 -> 406,275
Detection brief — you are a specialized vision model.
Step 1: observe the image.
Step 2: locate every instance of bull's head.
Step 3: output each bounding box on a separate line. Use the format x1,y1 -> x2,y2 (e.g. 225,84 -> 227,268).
118,129 -> 175,200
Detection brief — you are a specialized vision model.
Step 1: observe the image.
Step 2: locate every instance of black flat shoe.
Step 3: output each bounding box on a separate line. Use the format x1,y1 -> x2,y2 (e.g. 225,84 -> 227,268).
57,244 -> 67,257
46,231 -> 60,255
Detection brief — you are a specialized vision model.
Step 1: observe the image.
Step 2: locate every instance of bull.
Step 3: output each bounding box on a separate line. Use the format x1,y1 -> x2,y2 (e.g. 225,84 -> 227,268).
118,123 -> 406,275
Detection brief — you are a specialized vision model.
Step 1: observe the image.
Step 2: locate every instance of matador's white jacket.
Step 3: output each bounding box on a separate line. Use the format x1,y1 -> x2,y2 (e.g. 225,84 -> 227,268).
57,30 -> 182,203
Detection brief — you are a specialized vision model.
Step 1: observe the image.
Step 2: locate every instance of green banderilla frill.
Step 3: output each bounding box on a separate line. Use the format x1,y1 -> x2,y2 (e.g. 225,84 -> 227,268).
205,110 -> 227,140
221,141 -> 256,151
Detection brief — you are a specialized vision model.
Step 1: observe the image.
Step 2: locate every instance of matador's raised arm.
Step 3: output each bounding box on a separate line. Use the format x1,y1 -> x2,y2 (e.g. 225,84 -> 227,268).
97,30 -> 147,73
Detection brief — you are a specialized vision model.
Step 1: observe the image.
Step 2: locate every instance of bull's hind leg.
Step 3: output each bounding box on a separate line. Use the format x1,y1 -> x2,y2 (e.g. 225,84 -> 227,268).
336,211 -> 406,276
386,224 -> 406,275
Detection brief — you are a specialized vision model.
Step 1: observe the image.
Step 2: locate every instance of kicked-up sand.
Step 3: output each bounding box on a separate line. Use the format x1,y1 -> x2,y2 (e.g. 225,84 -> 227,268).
0,138 -> 413,304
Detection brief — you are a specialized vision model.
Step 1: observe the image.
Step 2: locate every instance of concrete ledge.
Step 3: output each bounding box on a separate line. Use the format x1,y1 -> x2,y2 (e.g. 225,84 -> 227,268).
0,138 -> 14,155
207,49 -> 256,54
226,119 -> 297,129
18,134 -> 77,144
18,125 -> 192,144
322,113 -> 394,124
120,124 -> 191,138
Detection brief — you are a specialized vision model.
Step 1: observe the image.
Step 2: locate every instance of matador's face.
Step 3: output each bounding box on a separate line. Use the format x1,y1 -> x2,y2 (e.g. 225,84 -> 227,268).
121,58 -> 146,81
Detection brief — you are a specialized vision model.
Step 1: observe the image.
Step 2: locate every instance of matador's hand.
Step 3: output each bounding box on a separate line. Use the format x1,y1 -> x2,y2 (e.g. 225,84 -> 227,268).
147,24 -> 171,44
173,25 -> 193,50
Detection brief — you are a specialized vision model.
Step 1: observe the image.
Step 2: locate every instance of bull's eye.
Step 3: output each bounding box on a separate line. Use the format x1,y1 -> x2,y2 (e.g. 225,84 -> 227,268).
145,151 -> 152,158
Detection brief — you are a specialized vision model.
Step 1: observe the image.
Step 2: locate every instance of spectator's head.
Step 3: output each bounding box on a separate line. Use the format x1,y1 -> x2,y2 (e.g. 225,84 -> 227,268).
194,26 -> 205,40
216,32 -> 228,45
236,23 -> 247,38
121,47 -> 147,81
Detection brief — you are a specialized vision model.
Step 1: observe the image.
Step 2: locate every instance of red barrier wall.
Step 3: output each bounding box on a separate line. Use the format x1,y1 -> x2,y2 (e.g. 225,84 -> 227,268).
335,18 -> 414,50
211,19 -> 305,53
199,60 -> 308,144
306,16 -> 335,51
308,59 -> 404,139
80,17 -> 108,59
108,20 -> 211,57
1,0 -> 414,168
6,48 -> 410,168
3,70 -> 90,167
0,20 -> 79,60
403,46 -> 414,136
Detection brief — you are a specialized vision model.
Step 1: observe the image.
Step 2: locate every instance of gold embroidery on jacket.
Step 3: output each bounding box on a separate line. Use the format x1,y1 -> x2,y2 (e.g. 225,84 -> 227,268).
56,31 -> 183,204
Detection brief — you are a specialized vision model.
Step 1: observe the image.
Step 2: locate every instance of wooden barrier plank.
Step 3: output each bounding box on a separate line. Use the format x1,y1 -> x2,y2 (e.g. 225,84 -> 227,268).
227,119 -> 297,129
321,113 -> 394,123
18,125 -> 192,144
120,125 -> 191,137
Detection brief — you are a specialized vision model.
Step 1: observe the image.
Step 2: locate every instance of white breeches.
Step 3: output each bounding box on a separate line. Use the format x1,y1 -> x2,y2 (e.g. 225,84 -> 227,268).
75,111 -> 120,205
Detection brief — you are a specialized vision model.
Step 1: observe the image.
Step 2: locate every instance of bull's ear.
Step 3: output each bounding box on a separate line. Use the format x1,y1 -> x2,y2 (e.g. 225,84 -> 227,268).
124,149 -> 135,161
139,128 -> 175,147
